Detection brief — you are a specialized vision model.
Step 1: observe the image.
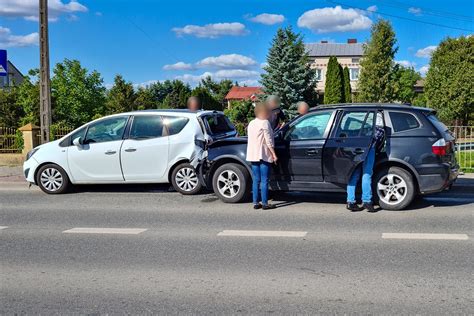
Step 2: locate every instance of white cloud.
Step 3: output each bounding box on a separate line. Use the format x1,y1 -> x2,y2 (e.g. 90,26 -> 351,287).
163,62 -> 194,71
176,69 -> 260,85
367,5 -> 378,13
396,60 -> 417,68
416,45 -> 437,58
408,7 -> 422,16
0,26 -> 38,47
248,13 -> 285,25
0,0 -> 88,21
297,6 -> 372,33
196,54 -> 257,69
172,22 -> 248,38
418,65 -> 429,76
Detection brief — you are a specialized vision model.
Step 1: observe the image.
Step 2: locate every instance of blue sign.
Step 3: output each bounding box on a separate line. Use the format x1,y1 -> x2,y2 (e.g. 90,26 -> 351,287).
0,50 -> 7,77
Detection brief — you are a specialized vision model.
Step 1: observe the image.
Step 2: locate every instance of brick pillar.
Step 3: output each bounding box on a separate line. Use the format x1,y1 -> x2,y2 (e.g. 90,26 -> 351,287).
19,123 -> 40,155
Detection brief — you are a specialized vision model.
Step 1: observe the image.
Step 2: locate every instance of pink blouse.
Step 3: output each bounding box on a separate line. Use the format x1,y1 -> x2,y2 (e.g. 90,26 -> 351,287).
246,118 -> 275,163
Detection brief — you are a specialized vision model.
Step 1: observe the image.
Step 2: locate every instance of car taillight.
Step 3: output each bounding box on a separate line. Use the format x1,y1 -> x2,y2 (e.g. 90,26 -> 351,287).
432,138 -> 448,156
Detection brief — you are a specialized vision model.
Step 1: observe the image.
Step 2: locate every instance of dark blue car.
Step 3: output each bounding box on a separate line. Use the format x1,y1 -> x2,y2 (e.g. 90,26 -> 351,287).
200,104 -> 459,210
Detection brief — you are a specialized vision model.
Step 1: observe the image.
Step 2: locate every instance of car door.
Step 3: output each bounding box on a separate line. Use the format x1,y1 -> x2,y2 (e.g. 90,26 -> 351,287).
67,116 -> 129,182
120,114 -> 169,182
323,110 -> 375,184
275,110 -> 334,184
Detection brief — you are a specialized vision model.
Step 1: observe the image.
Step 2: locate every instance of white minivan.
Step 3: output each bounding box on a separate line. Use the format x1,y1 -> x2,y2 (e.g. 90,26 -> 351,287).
23,110 -> 236,194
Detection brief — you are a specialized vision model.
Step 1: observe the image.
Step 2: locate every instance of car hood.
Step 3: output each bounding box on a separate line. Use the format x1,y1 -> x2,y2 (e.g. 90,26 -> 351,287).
209,136 -> 247,148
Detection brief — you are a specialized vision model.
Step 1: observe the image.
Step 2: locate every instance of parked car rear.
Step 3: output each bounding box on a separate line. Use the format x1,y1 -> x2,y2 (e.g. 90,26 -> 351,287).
199,104 -> 459,210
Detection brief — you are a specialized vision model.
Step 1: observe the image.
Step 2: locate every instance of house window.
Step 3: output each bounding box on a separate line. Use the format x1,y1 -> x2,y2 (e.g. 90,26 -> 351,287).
349,68 -> 360,81
352,58 -> 360,63
315,68 -> 322,81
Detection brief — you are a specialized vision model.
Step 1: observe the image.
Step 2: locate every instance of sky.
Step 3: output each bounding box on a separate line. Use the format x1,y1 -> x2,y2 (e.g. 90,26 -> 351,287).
0,0 -> 472,87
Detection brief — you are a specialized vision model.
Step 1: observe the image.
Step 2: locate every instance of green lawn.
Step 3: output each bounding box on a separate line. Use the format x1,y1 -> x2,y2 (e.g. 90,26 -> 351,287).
457,151 -> 473,173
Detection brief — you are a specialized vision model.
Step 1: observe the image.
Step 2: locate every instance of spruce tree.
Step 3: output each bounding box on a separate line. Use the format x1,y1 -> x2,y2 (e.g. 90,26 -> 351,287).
343,66 -> 352,103
324,56 -> 344,104
106,75 -> 136,114
357,20 -> 398,102
261,26 -> 317,109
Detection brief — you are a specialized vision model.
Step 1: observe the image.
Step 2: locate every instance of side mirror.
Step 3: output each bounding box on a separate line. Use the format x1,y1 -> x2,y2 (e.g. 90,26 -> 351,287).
72,137 -> 83,147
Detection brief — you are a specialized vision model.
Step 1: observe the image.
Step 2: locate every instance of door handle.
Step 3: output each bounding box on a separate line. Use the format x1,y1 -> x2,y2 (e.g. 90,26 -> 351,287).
104,150 -> 116,155
354,148 -> 365,154
305,148 -> 318,156
124,148 -> 137,152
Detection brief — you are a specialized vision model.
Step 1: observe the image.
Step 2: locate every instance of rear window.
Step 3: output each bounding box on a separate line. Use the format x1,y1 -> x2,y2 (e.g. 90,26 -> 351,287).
389,111 -> 420,132
203,114 -> 235,135
427,114 -> 449,133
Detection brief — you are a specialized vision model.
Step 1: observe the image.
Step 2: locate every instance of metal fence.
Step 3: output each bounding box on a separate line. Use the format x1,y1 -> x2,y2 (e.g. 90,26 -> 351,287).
449,126 -> 473,173
0,127 -> 22,153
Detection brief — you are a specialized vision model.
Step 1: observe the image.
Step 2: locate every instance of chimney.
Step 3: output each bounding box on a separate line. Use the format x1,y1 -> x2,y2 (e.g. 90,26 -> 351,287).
321,40 -> 328,44
347,38 -> 357,44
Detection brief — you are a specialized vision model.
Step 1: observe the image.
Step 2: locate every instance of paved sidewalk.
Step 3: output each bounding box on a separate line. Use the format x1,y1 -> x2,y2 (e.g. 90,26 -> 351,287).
0,166 -> 23,182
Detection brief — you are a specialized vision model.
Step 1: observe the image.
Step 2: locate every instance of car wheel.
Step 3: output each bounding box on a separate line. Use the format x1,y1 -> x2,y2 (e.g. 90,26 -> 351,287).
36,163 -> 71,194
171,163 -> 202,195
374,167 -> 415,210
212,163 -> 250,203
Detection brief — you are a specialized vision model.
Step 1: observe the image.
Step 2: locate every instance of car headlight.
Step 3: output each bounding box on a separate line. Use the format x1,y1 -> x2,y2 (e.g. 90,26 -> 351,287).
26,148 -> 39,161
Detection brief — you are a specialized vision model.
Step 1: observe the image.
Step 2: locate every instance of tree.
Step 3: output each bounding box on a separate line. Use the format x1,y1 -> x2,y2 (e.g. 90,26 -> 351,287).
224,99 -> 255,135
51,59 -> 106,127
134,87 -> 156,110
425,36 -> 473,125
17,69 -> 40,126
343,66 -> 352,103
200,76 -> 234,105
0,86 -> 24,127
149,80 -> 174,106
191,86 -> 222,110
106,75 -> 136,114
261,26 -> 317,109
161,80 -> 191,109
324,56 -> 344,104
357,20 -> 398,102
392,66 -> 421,104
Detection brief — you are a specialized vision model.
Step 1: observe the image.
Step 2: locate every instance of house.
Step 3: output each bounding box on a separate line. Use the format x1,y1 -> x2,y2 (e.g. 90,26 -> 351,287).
0,60 -> 24,89
305,39 -> 363,98
414,79 -> 424,94
224,86 -> 263,108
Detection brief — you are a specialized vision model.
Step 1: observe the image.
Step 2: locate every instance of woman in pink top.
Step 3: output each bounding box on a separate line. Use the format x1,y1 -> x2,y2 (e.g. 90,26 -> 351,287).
246,103 -> 278,210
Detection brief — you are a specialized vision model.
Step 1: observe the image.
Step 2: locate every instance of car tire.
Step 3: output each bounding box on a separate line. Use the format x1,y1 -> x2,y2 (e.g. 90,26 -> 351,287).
212,163 -> 250,203
171,163 -> 202,195
36,163 -> 71,194
374,166 -> 415,210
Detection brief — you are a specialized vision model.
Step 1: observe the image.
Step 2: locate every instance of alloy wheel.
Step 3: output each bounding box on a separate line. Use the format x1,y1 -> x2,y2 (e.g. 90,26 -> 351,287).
40,167 -> 64,192
175,167 -> 199,192
377,174 -> 408,205
216,170 -> 241,198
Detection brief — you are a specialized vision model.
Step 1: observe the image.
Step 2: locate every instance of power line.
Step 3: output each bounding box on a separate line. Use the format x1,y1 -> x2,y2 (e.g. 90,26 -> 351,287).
326,0 -> 474,32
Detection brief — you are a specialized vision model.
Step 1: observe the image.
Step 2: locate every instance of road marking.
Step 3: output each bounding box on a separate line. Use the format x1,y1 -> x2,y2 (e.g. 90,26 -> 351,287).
217,230 -> 307,237
63,227 -> 147,235
382,233 -> 469,240
0,226 -> 8,230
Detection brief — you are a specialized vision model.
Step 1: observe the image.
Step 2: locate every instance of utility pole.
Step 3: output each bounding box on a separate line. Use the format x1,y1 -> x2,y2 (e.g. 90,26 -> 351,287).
39,0 -> 51,143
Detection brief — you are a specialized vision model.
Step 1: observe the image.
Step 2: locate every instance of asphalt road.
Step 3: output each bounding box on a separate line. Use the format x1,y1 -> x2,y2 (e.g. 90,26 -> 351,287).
1,178 -> 473,314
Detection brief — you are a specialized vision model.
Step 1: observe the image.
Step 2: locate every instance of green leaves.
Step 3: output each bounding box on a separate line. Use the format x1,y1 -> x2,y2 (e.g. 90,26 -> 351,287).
324,56 -> 344,104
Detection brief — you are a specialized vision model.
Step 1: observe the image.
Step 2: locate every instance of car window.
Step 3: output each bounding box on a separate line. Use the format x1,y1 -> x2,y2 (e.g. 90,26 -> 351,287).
286,111 -> 332,140
69,127 -> 87,145
203,114 -> 235,135
336,111 -> 374,137
130,115 -> 164,139
163,116 -> 189,136
427,114 -> 448,133
389,111 -> 420,132
84,116 -> 128,144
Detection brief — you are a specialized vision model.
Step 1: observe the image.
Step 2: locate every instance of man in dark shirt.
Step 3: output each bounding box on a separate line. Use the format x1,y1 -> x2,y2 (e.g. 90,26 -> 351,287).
266,95 -> 285,130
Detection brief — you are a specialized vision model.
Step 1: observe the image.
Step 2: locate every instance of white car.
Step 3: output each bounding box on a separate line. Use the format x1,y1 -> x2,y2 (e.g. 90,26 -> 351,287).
23,110 -> 236,194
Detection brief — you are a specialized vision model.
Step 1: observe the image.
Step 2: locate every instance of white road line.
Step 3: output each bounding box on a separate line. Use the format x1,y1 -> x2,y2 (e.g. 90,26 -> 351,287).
0,226 -> 8,230
382,233 -> 469,240
63,227 -> 147,235
217,230 -> 307,237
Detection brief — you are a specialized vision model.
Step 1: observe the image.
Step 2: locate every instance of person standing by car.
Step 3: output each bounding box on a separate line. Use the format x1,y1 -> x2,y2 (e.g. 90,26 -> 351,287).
246,103 -> 278,210
296,101 -> 310,116
346,112 -> 386,213
187,96 -> 201,111
266,95 -> 286,131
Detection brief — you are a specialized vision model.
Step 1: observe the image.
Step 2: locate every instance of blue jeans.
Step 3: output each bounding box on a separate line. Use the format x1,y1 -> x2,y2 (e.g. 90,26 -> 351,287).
347,146 -> 376,204
251,161 -> 270,205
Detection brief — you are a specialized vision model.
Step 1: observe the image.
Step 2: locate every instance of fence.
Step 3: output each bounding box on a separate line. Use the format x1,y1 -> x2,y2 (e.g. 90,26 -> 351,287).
0,127 -> 22,153
449,126 -> 473,173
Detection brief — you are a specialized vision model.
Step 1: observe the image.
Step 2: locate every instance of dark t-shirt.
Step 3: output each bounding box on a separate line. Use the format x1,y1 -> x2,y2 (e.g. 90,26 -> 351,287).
269,107 -> 286,130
